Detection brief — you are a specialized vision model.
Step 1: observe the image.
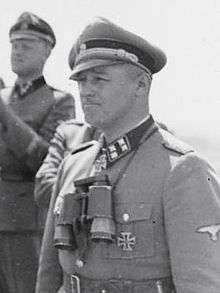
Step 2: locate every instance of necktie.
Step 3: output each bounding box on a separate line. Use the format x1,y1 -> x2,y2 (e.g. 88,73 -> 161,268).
15,81 -> 33,98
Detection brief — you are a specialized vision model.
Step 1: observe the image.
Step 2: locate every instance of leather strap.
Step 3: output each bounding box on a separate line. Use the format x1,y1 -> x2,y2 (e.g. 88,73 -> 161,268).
63,272 -> 175,293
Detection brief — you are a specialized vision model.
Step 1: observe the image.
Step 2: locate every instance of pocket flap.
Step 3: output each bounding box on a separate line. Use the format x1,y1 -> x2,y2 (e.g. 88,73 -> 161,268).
115,202 -> 152,223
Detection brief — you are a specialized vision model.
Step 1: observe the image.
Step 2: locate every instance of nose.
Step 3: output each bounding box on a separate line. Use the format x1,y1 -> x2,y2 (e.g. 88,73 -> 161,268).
12,50 -> 20,60
12,50 -> 21,58
78,79 -> 95,98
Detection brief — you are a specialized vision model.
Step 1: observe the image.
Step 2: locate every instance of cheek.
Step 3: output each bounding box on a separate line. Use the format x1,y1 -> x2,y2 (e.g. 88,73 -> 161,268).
11,50 -> 20,60
78,85 -> 83,97
27,53 -> 44,67
111,86 -> 130,106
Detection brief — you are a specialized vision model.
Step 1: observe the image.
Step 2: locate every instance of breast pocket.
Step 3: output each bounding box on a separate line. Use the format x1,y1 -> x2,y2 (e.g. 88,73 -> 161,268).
105,202 -> 155,259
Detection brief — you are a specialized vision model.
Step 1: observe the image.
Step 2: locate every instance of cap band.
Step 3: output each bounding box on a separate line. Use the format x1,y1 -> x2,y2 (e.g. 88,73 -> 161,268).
75,46 -> 152,77
84,39 -> 154,69
10,30 -> 54,45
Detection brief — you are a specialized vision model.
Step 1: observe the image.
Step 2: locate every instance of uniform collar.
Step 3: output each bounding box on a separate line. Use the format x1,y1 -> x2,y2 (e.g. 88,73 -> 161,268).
13,76 -> 46,99
95,115 -> 157,170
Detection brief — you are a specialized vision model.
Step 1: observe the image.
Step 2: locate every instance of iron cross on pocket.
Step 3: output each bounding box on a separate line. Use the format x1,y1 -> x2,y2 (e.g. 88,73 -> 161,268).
117,232 -> 136,251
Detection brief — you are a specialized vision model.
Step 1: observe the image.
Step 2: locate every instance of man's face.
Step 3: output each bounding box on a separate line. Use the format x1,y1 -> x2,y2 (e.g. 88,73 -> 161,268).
76,64 -> 138,129
10,38 -> 49,77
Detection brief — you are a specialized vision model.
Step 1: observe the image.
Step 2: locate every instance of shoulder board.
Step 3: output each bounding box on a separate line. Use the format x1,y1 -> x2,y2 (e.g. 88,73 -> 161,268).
47,85 -> 60,92
161,130 -> 194,155
61,119 -> 84,126
53,89 -> 64,94
71,141 -> 94,155
47,85 -> 70,96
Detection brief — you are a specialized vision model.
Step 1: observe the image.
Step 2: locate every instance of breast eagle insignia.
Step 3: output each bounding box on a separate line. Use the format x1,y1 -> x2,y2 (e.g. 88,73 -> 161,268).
196,224 -> 220,241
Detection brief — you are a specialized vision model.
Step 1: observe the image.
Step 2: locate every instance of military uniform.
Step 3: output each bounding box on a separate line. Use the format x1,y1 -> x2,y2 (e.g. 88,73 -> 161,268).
36,18 -> 220,293
36,118 -> 220,293
0,12 -> 75,293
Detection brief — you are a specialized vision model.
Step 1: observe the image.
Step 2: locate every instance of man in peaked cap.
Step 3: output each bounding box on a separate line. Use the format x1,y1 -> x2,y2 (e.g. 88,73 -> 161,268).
68,17 -> 166,76
0,11 -> 74,293
37,17 -> 220,293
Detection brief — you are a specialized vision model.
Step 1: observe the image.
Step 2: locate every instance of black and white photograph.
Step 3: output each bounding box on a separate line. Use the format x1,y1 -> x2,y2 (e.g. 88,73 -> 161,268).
0,1 -> 220,292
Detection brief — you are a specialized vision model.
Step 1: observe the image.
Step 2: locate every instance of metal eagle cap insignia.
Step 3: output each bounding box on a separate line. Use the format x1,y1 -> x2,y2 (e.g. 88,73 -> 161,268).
20,22 -> 29,30
196,224 -> 220,242
117,232 -> 136,251
19,13 -> 39,26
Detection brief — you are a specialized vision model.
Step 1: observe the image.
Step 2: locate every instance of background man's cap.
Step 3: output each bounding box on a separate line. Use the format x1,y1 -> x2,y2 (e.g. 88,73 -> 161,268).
69,17 -> 167,79
9,12 -> 56,48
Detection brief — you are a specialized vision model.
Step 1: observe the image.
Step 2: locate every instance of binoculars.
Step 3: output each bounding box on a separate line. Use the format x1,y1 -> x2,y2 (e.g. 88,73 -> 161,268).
54,174 -> 116,250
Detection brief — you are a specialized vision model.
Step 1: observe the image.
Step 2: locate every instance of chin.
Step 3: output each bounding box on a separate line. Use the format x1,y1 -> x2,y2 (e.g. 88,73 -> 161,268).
84,115 -> 101,128
11,66 -> 25,76
85,118 -> 99,128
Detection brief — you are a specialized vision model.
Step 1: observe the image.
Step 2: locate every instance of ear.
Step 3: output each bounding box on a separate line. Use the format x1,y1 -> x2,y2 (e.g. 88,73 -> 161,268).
42,41 -> 52,60
45,44 -> 52,59
135,73 -> 150,96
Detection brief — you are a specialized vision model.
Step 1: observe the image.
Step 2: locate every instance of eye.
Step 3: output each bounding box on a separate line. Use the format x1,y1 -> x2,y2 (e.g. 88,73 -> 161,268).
75,76 -> 86,83
94,76 -> 108,82
12,43 -> 18,50
22,43 -> 32,50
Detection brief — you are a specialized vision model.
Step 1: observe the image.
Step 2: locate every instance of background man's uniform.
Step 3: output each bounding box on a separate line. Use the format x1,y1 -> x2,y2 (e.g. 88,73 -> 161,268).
34,120 -> 96,207
36,18 -> 220,293
0,77 -> 5,89
0,12 -> 74,293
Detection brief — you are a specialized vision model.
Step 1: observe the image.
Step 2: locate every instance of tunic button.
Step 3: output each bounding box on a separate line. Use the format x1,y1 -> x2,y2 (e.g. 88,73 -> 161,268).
123,213 -> 130,222
75,259 -> 84,268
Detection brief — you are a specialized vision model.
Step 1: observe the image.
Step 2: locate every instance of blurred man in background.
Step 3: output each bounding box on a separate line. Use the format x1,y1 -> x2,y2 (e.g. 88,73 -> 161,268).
34,121 -> 96,208
0,77 -> 5,89
0,11 -> 74,293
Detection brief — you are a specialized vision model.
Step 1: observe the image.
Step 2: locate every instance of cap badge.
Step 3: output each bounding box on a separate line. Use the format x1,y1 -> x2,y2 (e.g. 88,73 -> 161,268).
20,22 -> 29,30
117,232 -> 136,251
19,12 -> 39,25
79,43 -> 87,52
116,49 -> 138,63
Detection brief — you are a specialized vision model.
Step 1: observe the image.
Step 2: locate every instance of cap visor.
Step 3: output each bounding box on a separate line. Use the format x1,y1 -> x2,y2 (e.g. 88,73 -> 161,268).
70,59 -> 119,79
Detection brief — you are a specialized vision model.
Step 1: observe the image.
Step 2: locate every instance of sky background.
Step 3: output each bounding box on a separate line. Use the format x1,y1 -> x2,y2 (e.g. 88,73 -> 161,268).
1,0 -> 220,171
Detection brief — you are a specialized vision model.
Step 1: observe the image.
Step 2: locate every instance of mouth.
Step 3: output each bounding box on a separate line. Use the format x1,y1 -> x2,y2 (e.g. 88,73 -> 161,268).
82,101 -> 101,107
12,59 -> 24,64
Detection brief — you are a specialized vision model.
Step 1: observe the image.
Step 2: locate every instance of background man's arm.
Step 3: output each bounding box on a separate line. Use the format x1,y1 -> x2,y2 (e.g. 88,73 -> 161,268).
36,170 -> 63,293
35,125 -> 67,207
0,93 -> 74,173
